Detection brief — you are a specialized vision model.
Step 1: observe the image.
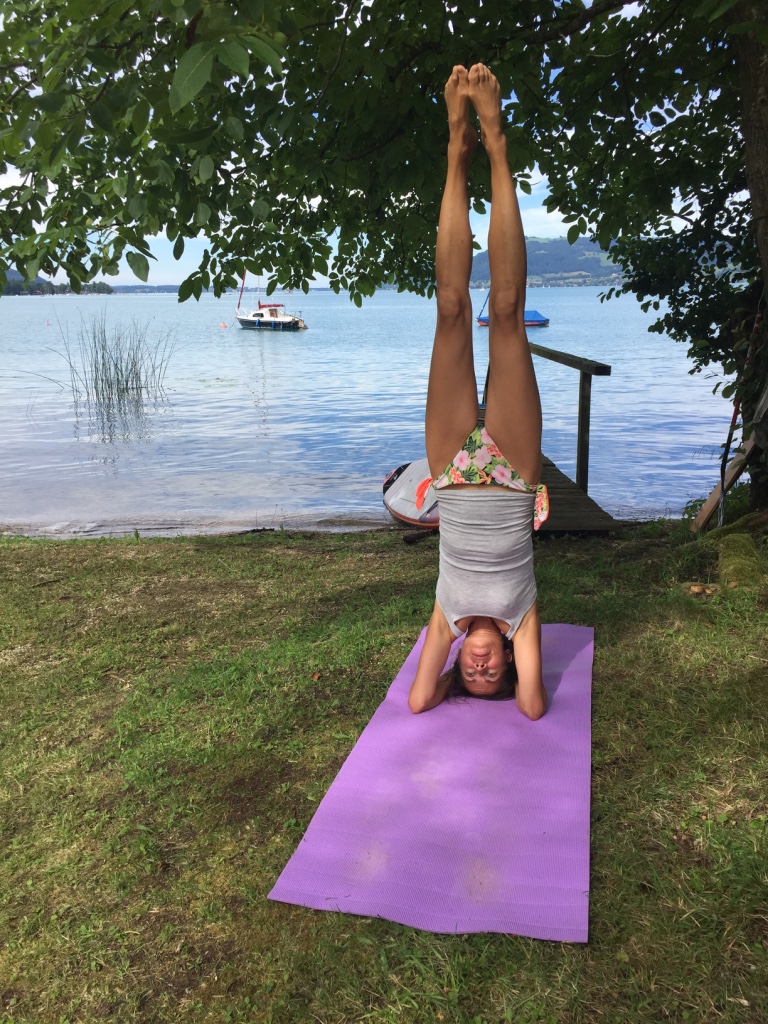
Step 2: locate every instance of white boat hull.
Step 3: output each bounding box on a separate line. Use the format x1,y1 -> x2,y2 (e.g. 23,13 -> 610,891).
236,313 -> 307,331
383,458 -> 439,529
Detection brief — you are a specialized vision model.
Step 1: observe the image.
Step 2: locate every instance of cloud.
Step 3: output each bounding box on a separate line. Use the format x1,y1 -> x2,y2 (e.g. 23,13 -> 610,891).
520,204 -> 567,238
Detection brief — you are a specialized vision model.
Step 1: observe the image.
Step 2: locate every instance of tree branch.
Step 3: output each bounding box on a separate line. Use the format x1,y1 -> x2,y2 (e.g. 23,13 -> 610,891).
521,0 -> 638,44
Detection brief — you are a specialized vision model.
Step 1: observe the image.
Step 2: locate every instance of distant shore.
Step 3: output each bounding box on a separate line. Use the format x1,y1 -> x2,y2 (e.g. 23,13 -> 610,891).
4,236 -> 623,296
6,277 -> 621,297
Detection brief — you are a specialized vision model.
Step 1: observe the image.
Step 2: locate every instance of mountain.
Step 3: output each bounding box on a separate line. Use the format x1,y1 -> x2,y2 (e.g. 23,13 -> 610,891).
471,237 -> 621,287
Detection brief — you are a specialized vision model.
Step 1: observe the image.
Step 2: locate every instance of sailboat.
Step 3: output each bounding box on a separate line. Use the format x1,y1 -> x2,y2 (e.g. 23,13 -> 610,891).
475,292 -> 549,327
235,273 -> 308,331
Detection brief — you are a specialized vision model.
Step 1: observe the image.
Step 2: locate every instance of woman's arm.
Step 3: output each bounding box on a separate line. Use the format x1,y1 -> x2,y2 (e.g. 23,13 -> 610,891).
512,603 -> 547,720
408,602 -> 455,713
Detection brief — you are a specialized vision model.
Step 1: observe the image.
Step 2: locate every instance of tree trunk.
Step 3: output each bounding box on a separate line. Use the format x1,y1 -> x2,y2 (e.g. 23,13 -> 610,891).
734,4 -> 768,508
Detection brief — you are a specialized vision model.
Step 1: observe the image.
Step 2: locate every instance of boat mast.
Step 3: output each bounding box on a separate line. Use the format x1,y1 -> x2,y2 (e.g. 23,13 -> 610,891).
237,271 -> 247,311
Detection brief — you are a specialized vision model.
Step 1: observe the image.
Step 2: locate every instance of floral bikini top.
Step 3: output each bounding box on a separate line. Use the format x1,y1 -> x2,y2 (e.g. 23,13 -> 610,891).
416,425 -> 550,531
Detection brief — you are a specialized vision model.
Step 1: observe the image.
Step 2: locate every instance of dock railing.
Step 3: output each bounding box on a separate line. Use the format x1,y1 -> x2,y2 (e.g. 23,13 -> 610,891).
481,343 -> 612,494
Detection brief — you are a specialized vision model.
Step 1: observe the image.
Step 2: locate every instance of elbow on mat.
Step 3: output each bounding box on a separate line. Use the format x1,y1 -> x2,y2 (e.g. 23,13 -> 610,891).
408,696 -> 429,714
518,701 -> 546,721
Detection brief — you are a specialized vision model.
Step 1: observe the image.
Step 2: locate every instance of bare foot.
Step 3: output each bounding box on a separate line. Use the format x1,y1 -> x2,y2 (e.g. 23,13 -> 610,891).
468,63 -> 503,148
444,65 -> 478,154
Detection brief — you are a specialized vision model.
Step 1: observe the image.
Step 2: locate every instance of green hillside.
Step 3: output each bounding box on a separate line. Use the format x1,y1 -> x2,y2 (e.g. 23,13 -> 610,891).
471,237 -> 621,287
3,269 -> 112,296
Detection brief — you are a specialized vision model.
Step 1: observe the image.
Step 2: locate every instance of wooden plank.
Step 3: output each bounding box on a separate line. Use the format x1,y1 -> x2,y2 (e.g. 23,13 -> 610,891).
691,435 -> 757,533
529,343 -> 612,377
539,456 -> 617,533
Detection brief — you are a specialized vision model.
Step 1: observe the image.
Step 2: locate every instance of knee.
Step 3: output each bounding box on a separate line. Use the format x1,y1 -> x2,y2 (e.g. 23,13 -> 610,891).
436,285 -> 471,325
489,287 -> 524,325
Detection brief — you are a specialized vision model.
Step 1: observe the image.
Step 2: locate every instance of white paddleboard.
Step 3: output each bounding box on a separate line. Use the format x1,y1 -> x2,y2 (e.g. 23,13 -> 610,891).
383,458 -> 439,529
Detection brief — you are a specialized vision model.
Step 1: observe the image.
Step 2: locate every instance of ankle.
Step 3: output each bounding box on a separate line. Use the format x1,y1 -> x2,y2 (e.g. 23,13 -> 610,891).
447,134 -> 475,162
482,128 -> 506,154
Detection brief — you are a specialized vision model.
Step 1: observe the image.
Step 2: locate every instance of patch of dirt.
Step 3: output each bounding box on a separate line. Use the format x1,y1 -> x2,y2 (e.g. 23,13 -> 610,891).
157,755 -> 302,828
670,829 -> 714,870
218,763 -> 300,826
0,642 -> 34,666
98,912 -> 239,1016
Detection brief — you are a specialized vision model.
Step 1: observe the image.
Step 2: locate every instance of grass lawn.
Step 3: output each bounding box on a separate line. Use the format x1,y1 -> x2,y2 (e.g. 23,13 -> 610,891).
0,524 -> 766,1024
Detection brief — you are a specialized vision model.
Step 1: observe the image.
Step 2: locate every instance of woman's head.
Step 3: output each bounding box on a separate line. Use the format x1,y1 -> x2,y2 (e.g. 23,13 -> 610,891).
440,617 -> 518,701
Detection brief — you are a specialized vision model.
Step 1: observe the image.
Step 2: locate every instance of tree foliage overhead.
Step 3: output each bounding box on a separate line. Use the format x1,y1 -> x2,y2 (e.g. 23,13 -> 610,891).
1,1 -> 767,458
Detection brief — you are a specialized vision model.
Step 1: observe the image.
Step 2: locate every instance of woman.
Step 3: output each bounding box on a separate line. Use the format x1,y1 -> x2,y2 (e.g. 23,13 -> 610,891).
407,64 -> 548,721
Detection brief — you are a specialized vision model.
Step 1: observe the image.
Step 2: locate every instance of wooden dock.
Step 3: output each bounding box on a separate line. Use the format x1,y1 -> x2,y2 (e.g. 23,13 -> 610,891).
478,340 -> 617,533
538,455 -> 617,533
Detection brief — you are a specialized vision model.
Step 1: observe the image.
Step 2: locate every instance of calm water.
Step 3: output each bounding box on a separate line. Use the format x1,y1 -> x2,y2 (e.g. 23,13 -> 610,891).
0,287 -> 730,537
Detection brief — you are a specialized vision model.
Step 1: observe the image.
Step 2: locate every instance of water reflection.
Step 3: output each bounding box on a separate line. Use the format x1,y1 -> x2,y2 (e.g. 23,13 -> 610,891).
71,388 -> 172,447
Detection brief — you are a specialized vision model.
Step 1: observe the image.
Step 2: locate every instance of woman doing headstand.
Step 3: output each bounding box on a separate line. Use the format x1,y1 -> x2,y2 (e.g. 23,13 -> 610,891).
408,64 -> 548,721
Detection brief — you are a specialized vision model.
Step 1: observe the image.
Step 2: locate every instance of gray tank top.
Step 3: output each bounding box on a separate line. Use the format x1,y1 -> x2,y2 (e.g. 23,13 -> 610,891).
435,488 -> 537,640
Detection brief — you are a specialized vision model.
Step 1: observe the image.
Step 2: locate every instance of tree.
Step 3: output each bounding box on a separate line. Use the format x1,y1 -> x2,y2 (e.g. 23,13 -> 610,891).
1,0 -> 767,499
525,0 -> 768,506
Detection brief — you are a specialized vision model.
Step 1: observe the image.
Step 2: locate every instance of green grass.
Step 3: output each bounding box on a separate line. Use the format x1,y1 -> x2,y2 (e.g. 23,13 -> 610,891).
0,525 -> 766,1024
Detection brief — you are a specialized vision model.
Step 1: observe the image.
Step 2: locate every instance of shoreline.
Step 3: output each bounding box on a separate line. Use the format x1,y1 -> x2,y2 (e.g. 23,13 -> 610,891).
1,514 -> 677,542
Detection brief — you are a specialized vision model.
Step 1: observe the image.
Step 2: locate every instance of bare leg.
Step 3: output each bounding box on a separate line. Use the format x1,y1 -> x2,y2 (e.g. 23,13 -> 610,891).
469,63 -> 542,486
425,66 -> 479,478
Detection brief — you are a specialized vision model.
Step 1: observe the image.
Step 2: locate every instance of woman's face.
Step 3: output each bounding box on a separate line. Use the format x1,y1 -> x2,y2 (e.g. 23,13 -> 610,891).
459,617 -> 511,696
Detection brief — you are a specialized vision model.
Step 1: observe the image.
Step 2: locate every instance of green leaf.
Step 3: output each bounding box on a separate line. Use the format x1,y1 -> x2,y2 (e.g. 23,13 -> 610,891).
173,235 -> 185,260
169,43 -> 215,114
242,35 -> 283,72
37,93 -> 66,113
198,155 -> 215,182
195,201 -> 211,225
113,177 -> 127,198
224,116 -> 244,140
128,194 -> 147,219
90,101 -> 114,132
517,179 -> 532,195
178,276 -> 195,302
126,251 -> 149,282
567,223 -> 581,245
252,199 -> 270,222
131,99 -> 151,136
217,40 -> 250,78
726,22 -> 768,42
696,0 -> 740,20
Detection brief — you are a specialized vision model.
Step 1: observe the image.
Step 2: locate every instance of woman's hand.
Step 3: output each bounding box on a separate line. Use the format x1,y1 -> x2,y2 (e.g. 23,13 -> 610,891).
408,603 -> 454,713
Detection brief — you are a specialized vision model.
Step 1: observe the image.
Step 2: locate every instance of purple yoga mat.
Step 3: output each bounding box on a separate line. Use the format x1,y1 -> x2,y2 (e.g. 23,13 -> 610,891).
269,623 -> 593,941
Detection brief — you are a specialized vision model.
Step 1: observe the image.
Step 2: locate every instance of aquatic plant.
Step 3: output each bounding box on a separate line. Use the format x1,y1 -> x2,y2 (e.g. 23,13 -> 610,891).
59,314 -> 175,442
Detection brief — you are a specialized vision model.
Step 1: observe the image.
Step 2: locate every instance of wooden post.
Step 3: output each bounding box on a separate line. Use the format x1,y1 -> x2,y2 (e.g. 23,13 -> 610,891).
576,371 -> 592,493
480,347 -> 609,492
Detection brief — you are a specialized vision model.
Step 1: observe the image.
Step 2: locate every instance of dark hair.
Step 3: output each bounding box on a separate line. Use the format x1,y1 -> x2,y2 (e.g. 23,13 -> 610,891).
438,634 -> 518,702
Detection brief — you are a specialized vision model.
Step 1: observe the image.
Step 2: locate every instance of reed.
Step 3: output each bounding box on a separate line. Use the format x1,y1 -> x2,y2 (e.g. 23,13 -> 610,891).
60,313 -> 175,439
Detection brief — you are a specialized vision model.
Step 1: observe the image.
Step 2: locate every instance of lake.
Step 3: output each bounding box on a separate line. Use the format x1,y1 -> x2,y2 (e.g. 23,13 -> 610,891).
0,287 -> 731,537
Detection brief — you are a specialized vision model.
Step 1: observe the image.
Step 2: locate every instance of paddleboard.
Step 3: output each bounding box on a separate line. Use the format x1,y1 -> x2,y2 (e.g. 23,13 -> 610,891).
383,458 -> 439,529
